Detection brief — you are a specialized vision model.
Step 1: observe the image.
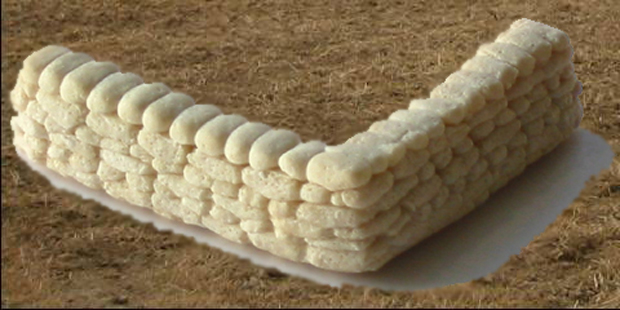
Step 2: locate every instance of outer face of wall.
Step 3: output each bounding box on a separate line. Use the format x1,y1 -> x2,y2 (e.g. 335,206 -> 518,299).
10,18 -> 583,273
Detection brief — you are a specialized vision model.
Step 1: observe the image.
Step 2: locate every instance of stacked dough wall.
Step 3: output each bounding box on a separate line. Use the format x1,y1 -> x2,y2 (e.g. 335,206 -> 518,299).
10,18 -> 583,273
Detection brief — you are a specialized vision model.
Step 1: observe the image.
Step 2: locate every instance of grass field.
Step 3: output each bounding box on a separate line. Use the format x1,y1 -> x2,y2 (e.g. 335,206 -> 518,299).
2,0 -> 619,307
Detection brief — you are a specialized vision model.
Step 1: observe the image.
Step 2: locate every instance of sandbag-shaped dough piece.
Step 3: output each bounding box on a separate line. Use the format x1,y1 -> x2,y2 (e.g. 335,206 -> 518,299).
445,70 -> 505,100
46,144 -> 70,160
341,171 -> 394,209
39,52 -> 94,93
495,108 -> 517,126
212,180 -> 241,198
187,151 -> 243,184
73,126 -> 101,147
345,130 -> 396,146
195,114 -> 247,157
68,152 -> 99,173
16,133 -> 48,157
86,72 -> 144,113
486,145 -> 509,167
427,135 -> 449,154
572,80 -> 583,97
325,142 -> 390,174
22,45 -> 71,85
508,97 -> 531,116
152,158 -> 184,174
13,116 -> 44,141
99,138 -> 130,155
49,133 -> 97,158
158,174 -> 211,201
183,164 -> 214,188
511,18 -> 571,51
505,74 -> 536,101
117,83 -> 171,125
238,186 -> 269,209
305,242 -> 391,273
528,67 -> 548,87
248,231 -> 306,261
240,220 -> 272,234
334,206 -> 402,240
100,149 -> 155,175
526,84 -> 549,102
453,136 -> 474,155
368,120 -> 429,150
551,74 -> 577,98
182,197 -> 213,217
544,74 -> 561,91
214,194 -> 268,221
36,92 -> 87,130
522,117 -> 545,137
43,117 -> 72,135
60,61 -> 120,105
9,86 -> 29,113
388,109 -> 445,139
550,93 -> 574,111
169,104 -> 222,145
23,100 -> 47,125
137,130 -> 192,163
543,49 -> 573,79
249,129 -> 302,171
86,113 -> 140,146
279,141 -> 326,181
241,168 -> 302,201
430,146 -> 452,170
408,98 -> 466,125
403,175 -> 443,211
306,151 -> 373,191
344,131 -> 406,167
439,156 -> 467,185
224,122 -> 271,165
522,97 -> 551,123
466,98 -> 507,127
296,202 -> 379,228
445,123 -> 471,146
544,103 -> 561,125
306,236 -> 376,252
430,82 -> 486,114
460,55 -> 519,89
71,170 -> 103,190
390,149 -> 430,179
300,183 -> 331,203
476,42 -> 536,77
470,119 -> 495,141
142,92 -> 194,133
497,27 -> 553,65
16,75 -> 37,99
481,119 -> 521,153
126,173 -> 155,192
272,218 -> 331,240
560,63 -> 576,80
201,214 -> 248,243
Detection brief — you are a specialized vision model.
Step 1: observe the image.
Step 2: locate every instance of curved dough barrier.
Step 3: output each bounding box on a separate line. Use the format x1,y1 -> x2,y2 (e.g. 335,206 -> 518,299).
10,18 -> 583,273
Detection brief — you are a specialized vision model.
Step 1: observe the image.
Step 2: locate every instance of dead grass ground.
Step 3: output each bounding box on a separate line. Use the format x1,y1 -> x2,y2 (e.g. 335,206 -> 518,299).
1,0 -> 619,307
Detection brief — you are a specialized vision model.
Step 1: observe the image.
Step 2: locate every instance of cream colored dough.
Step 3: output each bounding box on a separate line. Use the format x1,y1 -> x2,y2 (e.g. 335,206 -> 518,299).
10,18 -> 583,273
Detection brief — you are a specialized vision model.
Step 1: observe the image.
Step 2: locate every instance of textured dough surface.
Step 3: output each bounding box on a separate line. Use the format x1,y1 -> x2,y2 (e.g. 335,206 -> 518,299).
10,18 -> 582,273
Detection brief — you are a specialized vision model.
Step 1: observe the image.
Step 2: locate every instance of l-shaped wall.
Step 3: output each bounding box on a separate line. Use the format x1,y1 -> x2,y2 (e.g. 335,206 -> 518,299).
10,18 -> 583,272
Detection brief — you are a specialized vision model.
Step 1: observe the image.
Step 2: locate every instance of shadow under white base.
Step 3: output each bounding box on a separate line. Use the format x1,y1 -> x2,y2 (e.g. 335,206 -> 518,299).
16,129 -> 614,292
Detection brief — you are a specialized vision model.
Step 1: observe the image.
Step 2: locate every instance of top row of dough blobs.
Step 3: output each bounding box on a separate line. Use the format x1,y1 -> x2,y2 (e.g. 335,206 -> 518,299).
16,45 -> 326,183
15,18 -> 572,192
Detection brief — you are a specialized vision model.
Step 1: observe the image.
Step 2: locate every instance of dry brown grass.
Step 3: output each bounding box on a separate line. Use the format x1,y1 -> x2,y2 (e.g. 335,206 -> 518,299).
2,0 -> 619,307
